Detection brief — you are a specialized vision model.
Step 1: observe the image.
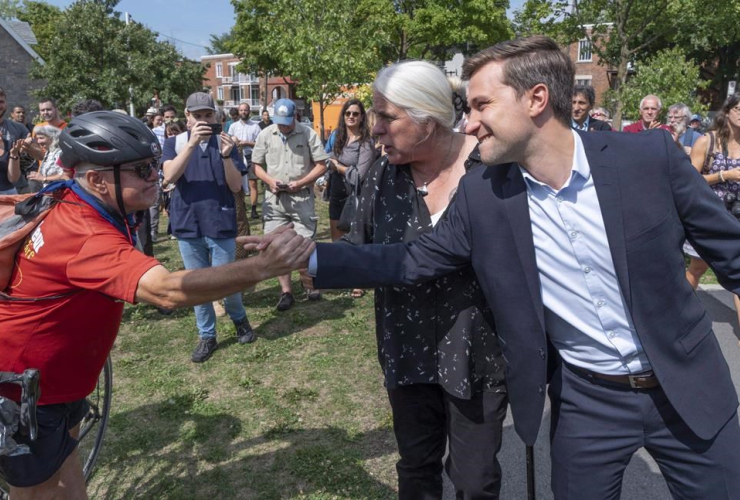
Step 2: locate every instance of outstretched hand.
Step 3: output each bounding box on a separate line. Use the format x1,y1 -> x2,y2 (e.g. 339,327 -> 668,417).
237,223 -> 293,252
248,225 -> 314,278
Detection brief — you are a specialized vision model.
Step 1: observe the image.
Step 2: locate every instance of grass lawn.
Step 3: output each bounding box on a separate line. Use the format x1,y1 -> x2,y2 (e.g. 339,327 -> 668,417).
87,194 -> 399,499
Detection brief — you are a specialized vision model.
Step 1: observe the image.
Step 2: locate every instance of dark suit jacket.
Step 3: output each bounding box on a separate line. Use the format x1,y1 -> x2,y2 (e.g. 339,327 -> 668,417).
588,118 -> 612,131
315,129 -> 740,445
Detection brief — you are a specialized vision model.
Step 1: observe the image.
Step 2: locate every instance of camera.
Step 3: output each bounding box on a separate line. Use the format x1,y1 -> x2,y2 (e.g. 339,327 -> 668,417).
206,123 -> 222,135
722,192 -> 740,219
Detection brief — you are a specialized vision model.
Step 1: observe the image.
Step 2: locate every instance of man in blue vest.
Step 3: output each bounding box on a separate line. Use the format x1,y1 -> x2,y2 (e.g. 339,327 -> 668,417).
162,92 -> 254,362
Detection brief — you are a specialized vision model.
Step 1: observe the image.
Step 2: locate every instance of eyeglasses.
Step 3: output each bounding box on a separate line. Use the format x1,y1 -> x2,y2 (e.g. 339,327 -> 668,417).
344,111 -> 361,118
96,160 -> 158,179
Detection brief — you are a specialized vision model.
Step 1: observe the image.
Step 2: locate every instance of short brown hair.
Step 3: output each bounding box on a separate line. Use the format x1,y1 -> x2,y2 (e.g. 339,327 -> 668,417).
462,36 -> 575,127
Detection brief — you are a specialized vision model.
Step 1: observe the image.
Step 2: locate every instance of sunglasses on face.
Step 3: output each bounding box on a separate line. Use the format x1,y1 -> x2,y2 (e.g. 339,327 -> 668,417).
97,160 -> 158,179
344,111 -> 361,118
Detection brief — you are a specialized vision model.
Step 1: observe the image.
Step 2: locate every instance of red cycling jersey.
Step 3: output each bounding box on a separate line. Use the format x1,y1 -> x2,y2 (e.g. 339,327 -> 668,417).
0,190 -> 159,404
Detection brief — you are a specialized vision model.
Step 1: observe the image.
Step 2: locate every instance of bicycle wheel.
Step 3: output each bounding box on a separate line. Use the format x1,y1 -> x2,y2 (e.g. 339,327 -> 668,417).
0,357 -> 111,498
78,355 -> 112,480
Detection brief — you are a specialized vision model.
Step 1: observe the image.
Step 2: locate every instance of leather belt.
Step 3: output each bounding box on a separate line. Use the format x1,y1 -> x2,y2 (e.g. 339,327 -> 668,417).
565,362 -> 659,389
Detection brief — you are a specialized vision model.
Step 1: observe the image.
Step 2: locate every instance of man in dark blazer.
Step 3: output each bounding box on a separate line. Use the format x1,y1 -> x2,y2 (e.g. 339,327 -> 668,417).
286,36 -> 740,499
572,84 -> 611,131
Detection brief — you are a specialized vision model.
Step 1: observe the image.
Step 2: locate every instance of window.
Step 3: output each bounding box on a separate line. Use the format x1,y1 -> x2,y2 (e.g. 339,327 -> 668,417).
217,87 -> 223,100
578,40 -> 592,62
251,86 -> 260,104
215,63 -> 222,78
575,76 -> 592,87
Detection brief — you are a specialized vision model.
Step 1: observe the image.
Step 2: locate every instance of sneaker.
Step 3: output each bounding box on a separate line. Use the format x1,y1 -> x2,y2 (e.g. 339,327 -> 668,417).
235,318 -> 255,344
191,338 -> 217,363
276,292 -> 295,311
306,289 -> 322,301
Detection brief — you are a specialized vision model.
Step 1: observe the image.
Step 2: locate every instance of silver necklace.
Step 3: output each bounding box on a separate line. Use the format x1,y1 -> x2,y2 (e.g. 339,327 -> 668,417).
415,136 -> 457,198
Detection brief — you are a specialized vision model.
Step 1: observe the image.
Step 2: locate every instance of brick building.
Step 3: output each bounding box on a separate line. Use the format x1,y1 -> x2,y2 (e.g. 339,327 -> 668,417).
200,53 -> 305,117
565,35 -> 615,106
0,18 -> 44,121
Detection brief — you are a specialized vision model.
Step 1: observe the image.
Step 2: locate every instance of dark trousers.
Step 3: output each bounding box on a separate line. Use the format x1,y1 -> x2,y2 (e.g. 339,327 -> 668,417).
549,362 -> 740,500
387,384 -> 508,500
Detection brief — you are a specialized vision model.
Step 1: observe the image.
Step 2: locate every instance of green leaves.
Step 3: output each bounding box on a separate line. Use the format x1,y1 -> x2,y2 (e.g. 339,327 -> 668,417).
605,47 -> 708,121
26,0 -> 204,114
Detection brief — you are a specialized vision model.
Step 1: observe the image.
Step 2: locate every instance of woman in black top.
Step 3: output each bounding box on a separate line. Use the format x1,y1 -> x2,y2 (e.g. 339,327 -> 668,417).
344,61 -> 507,499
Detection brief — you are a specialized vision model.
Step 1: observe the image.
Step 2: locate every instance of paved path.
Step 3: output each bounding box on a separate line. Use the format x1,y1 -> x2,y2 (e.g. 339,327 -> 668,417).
442,285 -> 740,499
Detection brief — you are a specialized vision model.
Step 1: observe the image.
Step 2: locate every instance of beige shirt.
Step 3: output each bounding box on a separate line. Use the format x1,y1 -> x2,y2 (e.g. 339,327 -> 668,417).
251,123 -> 329,182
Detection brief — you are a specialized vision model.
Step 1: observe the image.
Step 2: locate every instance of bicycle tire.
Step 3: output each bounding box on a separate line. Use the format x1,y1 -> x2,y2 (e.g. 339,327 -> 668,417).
78,355 -> 112,480
0,356 -> 112,499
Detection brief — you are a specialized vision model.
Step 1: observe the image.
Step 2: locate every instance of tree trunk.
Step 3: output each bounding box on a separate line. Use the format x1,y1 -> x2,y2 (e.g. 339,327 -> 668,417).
262,70 -> 268,112
612,48 -> 631,131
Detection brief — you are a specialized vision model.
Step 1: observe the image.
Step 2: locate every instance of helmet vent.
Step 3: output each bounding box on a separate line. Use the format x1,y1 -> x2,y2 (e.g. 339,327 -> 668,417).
87,141 -> 114,152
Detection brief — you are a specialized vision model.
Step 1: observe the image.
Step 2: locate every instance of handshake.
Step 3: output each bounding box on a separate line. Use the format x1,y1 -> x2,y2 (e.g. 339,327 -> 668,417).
236,224 -> 314,283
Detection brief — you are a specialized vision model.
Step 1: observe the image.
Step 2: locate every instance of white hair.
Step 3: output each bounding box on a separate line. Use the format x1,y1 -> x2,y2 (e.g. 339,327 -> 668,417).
640,94 -> 663,110
373,60 -> 456,130
33,125 -> 62,151
668,103 -> 691,125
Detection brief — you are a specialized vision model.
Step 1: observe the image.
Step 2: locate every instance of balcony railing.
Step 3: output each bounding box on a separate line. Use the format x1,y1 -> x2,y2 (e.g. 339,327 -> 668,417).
220,73 -> 259,84
223,99 -> 261,108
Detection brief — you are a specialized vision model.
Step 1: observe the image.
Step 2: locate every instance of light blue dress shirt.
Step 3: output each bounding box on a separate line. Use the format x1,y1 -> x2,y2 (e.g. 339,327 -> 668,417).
571,116 -> 590,131
521,130 -> 650,375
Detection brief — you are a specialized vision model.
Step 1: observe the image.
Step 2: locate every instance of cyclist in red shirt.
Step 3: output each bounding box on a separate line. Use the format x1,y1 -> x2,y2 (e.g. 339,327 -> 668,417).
0,112 -> 313,499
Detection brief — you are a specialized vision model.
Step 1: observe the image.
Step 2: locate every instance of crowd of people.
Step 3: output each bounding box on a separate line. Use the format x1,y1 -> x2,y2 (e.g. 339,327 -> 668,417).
2,33 -> 740,500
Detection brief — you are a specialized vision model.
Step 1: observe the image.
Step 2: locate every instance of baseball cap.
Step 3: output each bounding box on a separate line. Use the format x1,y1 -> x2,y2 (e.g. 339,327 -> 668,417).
186,92 -> 216,112
273,99 -> 296,125
145,107 -> 159,116
690,114 -> 702,122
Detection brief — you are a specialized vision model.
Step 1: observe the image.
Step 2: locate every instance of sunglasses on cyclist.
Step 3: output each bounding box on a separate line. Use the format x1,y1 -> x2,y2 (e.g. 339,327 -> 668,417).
344,111 -> 361,118
96,160 -> 158,179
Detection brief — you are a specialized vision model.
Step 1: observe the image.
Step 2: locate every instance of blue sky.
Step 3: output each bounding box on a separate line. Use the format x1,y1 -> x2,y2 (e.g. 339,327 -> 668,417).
44,0 -> 526,60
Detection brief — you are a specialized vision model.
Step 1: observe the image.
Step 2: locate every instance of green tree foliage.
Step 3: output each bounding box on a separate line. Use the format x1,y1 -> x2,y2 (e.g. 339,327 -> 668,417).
514,0 -> 739,127
231,0 -> 388,139
207,31 -> 234,55
28,0 -> 204,114
605,47 -> 708,122
230,0 -> 512,138
0,0 -> 21,18
375,0 -> 513,61
14,1 -> 63,61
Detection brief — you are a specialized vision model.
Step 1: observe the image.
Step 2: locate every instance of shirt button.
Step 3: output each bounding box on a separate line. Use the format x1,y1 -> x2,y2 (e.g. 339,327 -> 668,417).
539,348 -> 545,359
583,266 -> 591,274
570,231 -> 578,239
556,197 -> 563,204
596,300 -> 605,307
608,331 -> 616,339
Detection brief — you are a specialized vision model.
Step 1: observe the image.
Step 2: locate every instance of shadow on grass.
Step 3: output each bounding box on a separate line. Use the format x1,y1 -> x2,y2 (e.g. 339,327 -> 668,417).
93,399 -> 397,499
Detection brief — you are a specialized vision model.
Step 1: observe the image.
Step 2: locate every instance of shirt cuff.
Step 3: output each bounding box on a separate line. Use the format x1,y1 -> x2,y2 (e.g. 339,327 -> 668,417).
308,248 -> 318,277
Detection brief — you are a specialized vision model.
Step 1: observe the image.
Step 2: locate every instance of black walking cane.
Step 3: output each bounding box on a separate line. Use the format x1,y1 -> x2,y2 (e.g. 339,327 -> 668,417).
526,444 -> 536,500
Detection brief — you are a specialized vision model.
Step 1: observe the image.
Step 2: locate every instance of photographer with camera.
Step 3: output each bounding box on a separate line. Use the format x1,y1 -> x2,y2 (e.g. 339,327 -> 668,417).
161,92 -> 256,363
685,92 -> 740,332
252,98 -> 329,310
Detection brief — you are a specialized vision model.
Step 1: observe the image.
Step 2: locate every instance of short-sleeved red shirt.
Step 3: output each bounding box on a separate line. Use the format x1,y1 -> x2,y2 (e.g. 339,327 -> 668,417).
0,190 -> 159,404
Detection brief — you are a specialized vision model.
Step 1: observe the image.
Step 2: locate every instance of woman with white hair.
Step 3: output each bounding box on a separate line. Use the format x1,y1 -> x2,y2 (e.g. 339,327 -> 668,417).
27,125 -> 66,187
343,60 -> 507,498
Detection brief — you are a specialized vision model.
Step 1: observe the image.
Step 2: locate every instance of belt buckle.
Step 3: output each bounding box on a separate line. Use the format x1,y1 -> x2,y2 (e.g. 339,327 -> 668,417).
628,372 -> 653,389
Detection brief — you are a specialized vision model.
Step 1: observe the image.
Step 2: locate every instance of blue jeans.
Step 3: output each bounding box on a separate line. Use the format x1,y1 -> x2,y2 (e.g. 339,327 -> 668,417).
177,237 -> 247,339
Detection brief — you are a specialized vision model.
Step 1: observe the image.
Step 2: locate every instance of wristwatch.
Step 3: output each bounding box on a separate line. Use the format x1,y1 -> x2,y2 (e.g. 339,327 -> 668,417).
9,155 -> 19,160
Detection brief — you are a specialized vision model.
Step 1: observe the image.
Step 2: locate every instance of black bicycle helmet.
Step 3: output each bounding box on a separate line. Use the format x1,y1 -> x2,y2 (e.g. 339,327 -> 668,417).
59,111 -> 161,168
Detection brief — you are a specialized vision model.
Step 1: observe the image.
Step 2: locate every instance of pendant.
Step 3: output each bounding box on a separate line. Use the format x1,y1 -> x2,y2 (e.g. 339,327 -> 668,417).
417,183 -> 429,197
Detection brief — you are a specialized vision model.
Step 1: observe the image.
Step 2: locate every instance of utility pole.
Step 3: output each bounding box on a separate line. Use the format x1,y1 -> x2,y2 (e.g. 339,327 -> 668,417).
125,12 -> 135,117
